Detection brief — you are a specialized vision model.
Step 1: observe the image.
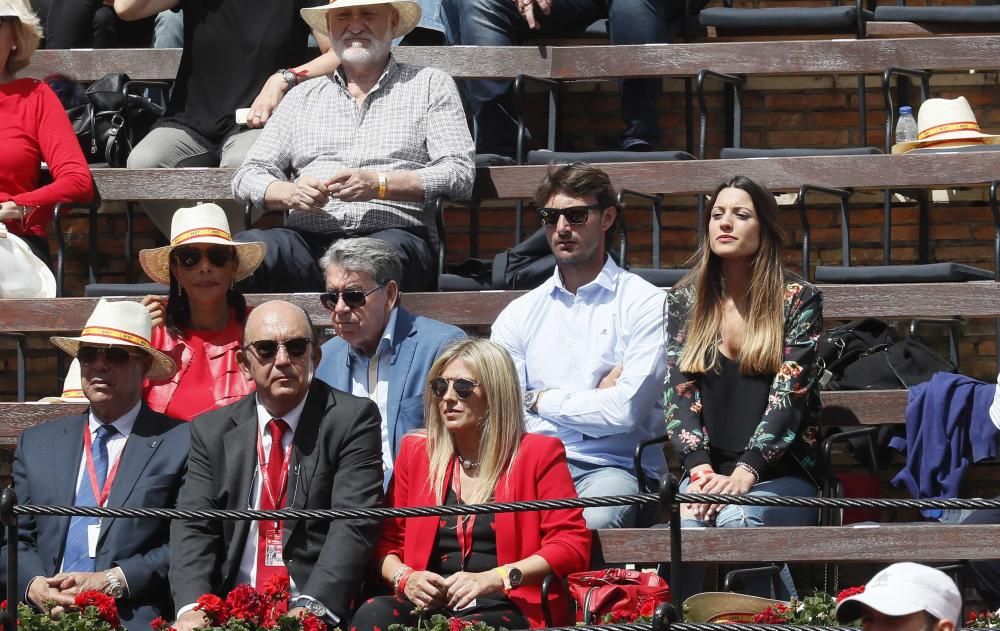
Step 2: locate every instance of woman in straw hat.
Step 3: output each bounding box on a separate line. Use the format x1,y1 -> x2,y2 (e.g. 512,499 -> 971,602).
663,176 -> 823,597
139,203 -> 266,421
1,0 -> 93,265
355,338 -> 590,631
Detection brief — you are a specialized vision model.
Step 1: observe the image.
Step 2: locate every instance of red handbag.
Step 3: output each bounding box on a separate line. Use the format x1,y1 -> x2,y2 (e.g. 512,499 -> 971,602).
566,568 -> 671,623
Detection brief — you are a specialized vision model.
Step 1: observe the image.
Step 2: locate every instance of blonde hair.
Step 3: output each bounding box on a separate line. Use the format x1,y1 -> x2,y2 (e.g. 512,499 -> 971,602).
3,0 -> 42,75
423,338 -> 524,506
677,175 -> 786,376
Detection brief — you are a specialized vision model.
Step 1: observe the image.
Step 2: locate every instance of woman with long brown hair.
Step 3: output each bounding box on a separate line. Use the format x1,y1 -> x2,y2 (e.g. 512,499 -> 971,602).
663,175 -> 823,597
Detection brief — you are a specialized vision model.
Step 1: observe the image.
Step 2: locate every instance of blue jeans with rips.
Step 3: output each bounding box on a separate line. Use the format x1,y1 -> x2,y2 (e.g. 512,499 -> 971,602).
441,0 -> 667,156
679,475 -> 818,600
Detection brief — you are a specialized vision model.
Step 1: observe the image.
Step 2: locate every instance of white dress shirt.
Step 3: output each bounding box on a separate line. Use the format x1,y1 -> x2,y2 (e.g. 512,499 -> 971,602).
491,257 -> 668,480
348,308 -> 397,482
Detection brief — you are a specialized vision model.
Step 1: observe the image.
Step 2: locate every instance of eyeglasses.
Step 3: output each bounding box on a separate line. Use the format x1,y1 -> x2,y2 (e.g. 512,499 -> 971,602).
429,377 -> 480,400
243,337 -> 312,362
537,204 -> 601,226
77,344 -> 146,366
319,284 -> 385,311
171,245 -> 235,269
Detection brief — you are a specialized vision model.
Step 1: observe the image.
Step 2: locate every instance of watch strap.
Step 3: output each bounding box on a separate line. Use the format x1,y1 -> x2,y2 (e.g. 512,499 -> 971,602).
494,566 -> 512,594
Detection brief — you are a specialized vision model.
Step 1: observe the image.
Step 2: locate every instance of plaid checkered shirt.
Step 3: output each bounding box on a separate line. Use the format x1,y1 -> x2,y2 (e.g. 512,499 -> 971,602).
232,56 -> 475,235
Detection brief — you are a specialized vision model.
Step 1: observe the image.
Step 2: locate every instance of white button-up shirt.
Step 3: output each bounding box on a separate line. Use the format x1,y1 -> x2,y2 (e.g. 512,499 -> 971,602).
347,308 -> 397,481
491,257 -> 668,480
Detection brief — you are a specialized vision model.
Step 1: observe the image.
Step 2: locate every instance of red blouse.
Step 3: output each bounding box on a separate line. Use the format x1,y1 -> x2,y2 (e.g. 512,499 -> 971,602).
143,309 -> 255,421
377,433 -> 592,628
0,78 -> 94,239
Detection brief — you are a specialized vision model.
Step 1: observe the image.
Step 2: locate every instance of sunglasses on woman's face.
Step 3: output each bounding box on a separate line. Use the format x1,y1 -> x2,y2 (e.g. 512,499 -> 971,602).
537,204 -> 600,226
243,337 -> 312,362
172,245 -> 235,269
77,344 -> 146,366
319,284 -> 385,311
429,377 -> 480,400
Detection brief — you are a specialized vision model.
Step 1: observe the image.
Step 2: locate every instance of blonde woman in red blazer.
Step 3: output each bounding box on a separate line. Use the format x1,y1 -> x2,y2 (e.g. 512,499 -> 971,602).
352,338 -> 591,631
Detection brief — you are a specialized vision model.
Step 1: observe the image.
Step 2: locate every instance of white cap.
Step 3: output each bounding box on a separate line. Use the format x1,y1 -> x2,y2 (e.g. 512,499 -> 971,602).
836,562 -> 962,624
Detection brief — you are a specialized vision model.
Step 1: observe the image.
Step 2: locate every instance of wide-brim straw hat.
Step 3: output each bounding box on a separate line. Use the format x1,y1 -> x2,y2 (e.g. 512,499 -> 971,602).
38,359 -> 87,403
138,203 -> 265,286
301,0 -> 421,40
50,299 -> 176,380
683,593 -> 787,623
892,96 -> 1000,154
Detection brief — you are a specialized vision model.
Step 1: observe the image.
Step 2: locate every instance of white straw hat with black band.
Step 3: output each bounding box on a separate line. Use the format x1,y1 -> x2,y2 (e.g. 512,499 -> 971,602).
300,0 -> 421,39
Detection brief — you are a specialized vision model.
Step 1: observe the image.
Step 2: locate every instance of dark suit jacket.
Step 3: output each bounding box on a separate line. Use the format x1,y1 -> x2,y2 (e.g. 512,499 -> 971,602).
316,306 -> 463,464
3,406 -> 189,631
169,380 -> 384,621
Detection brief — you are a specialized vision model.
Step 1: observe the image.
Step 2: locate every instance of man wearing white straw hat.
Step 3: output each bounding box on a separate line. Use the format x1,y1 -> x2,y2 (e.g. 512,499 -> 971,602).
1,299 -> 189,631
232,0 -> 475,294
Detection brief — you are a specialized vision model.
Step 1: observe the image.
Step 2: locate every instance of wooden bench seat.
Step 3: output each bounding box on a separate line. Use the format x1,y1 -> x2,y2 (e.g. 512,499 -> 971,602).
593,524 -> 1000,564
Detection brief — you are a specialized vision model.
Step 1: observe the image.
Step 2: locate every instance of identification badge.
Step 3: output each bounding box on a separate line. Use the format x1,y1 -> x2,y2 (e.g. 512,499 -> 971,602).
264,531 -> 284,567
87,523 -> 100,558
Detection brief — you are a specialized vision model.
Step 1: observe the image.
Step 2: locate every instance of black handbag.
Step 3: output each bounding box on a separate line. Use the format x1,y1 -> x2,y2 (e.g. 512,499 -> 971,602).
817,318 -> 894,389
68,73 -> 163,167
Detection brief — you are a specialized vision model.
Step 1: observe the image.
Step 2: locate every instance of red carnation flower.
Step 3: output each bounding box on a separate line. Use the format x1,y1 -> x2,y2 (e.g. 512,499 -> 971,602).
195,593 -> 230,624
836,586 -> 866,603
149,616 -> 175,631
226,584 -> 268,625
301,614 -> 326,631
753,603 -> 789,624
262,575 -> 291,601
76,591 -> 121,629
639,600 -> 657,618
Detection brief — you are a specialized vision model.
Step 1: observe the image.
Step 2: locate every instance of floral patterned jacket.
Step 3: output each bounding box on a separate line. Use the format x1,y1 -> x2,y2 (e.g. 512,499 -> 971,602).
663,280 -> 823,485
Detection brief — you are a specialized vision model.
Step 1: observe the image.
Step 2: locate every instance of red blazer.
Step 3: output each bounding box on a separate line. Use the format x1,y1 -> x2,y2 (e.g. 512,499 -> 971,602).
377,433 -> 591,628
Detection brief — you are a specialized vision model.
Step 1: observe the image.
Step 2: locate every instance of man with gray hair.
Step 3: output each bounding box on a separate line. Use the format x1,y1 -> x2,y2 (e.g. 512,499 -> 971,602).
232,0 -> 475,293
315,237 -> 463,485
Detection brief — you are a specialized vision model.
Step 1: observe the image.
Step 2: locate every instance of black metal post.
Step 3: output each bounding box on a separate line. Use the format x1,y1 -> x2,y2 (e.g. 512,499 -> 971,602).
2,487 -> 18,631
662,475 -> 683,607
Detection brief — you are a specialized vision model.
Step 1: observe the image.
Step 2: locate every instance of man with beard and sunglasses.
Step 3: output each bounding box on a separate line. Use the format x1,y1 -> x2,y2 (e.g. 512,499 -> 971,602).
2,299 -> 189,631
232,0 -> 474,295
314,237 -> 463,487
490,163 -> 668,529
170,300 -> 384,631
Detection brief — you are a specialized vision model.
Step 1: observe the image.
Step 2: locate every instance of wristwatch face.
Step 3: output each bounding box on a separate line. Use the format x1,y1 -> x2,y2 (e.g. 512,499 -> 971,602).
508,567 -> 523,586
280,69 -> 297,86
109,584 -> 123,598
306,601 -> 326,618
522,391 -> 535,409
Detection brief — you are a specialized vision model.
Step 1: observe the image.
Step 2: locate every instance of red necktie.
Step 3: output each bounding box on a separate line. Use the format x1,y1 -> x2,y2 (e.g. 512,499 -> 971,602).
256,418 -> 290,587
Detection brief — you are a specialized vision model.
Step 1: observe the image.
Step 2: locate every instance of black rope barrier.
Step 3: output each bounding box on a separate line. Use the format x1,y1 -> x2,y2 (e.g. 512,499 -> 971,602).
10,493 -> 1000,521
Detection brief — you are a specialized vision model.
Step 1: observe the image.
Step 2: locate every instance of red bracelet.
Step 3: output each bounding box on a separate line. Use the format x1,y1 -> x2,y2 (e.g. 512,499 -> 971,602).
395,569 -> 414,597
689,469 -> 712,484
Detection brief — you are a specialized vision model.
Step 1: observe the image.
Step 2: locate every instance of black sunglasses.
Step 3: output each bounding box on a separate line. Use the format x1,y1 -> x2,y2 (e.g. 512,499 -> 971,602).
320,284 -> 385,311
429,377 -> 480,400
172,245 -> 235,269
243,337 -> 312,362
537,204 -> 601,226
78,344 -> 146,366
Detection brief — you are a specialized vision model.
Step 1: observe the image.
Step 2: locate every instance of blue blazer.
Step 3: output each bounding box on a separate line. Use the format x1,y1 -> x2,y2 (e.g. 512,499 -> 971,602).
3,406 -> 189,631
316,306 -> 463,462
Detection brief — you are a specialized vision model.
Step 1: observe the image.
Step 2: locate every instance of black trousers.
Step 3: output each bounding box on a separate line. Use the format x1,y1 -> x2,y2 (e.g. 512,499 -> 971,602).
965,505 -> 1000,609
234,226 -> 437,294
350,594 -> 529,631
35,0 -> 153,48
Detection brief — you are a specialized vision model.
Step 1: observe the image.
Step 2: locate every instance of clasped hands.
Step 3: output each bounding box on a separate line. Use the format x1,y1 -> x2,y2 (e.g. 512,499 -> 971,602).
680,466 -> 756,522
403,569 -> 504,611
285,171 -> 381,211
512,0 -> 552,29
27,572 -> 115,616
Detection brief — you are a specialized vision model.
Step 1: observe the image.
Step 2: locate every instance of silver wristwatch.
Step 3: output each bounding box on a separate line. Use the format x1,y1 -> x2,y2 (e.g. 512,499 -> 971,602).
104,569 -> 124,598
304,599 -> 327,619
277,68 -> 298,89
523,390 -> 541,414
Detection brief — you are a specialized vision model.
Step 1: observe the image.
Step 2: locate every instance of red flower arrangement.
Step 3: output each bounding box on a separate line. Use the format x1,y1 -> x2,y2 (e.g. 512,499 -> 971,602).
164,576 -> 325,631
965,610 -> 1000,628
750,587 -> 866,626
11,590 -> 122,631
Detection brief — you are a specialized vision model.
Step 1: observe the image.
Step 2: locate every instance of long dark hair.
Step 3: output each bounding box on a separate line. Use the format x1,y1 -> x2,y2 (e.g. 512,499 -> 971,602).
165,249 -> 248,336
676,175 -> 787,375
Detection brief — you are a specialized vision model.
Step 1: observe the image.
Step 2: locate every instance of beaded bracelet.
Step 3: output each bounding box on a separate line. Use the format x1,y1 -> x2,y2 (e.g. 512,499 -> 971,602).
735,462 -> 760,483
391,565 -> 413,595
396,569 -> 414,597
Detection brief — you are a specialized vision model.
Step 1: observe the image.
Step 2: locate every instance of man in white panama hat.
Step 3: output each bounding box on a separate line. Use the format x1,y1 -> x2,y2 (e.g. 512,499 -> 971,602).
232,0 -> 474,294
0,299 -> 189,631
